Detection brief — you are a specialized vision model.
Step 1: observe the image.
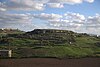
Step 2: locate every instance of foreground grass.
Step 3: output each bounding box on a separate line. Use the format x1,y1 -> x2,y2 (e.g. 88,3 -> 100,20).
0,36 -> 100,59
11,46 -> 99,59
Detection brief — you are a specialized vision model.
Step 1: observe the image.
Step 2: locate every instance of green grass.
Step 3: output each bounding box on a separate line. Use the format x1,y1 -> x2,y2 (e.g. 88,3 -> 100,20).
36,46 -> 94,58
75,36 -> 100,47
0,36 -> 100,58
10,46 -> 96,58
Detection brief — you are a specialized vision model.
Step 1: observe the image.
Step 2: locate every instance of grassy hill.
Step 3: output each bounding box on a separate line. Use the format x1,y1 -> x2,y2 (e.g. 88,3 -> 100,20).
0,29 -> 100,58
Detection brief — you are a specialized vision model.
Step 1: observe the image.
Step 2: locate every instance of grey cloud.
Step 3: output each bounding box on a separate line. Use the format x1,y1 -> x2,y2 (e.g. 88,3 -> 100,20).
48,0 -> 94,4
0,12 -> 36,31
33,13 -> 62,20
0,0 -> 95,11
34,12 -> 99,34
33,13 -> 100,31
0,10 -> 99,34
47,3 -> 64,8
0,0 -> 46,11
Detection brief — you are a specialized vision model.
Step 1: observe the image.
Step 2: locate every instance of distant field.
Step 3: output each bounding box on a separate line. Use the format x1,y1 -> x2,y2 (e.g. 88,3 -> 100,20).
0,58 -> 100,67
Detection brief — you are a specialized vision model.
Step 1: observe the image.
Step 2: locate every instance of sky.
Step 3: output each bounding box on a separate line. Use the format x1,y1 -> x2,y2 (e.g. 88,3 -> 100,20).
0,0 -> 100,35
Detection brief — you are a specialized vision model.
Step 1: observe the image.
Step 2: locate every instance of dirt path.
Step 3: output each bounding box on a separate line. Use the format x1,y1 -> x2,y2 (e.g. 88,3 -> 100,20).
0,58 -> 100,67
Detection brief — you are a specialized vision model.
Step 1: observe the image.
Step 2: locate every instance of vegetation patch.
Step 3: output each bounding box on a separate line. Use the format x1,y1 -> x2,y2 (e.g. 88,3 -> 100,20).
0,29 -> 100,59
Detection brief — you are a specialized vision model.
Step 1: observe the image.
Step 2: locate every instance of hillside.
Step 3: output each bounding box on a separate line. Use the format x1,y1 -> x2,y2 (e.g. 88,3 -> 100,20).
24,29 -> 76,46
0,29 -> 100,58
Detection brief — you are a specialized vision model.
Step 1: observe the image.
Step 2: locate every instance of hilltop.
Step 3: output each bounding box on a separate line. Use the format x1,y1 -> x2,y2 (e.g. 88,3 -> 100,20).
0,28 -> 24,34
0,29 -> 100,58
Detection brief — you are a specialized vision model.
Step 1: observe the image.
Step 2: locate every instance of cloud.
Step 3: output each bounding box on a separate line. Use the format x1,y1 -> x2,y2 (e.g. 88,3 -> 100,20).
0,0 -> 94,11
47,0 -> 94,8
47,3 -> 64,8
85,14 -> 100,28
46,13 -> 85,29
0,0 -> 47,11
32,13 -> 85,31
0,8 -> 6,11
33,12 -> 100,34
64,12 -> 85,22
48,0 -> 94,4
0,10 -> 99,34
0,12 -> 36,31
0,2 -> 6,11
49,19 -> 83,27
84,0 -> 94,3
33,13 -> 62,20
49,0 -> 82,4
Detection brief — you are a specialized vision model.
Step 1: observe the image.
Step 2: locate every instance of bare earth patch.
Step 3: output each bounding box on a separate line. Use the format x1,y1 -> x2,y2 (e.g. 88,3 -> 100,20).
0,58 -> 100,67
